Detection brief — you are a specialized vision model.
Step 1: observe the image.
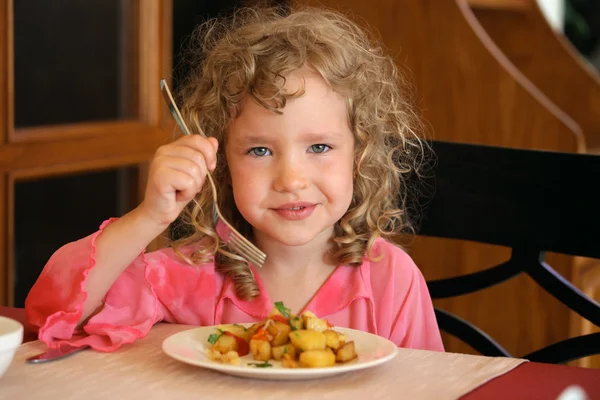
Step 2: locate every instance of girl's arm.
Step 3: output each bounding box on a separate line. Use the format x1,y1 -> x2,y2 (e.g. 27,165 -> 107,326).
76,134 -> 219,324
79,135 -> 218,323
79,206 -> 167,324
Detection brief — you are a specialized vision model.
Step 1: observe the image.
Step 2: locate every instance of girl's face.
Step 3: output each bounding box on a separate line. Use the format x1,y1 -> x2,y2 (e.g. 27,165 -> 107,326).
225,68 -> 355,249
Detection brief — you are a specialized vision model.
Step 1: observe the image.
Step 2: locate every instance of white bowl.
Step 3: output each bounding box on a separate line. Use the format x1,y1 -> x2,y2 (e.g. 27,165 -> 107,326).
0,316 -> 23,378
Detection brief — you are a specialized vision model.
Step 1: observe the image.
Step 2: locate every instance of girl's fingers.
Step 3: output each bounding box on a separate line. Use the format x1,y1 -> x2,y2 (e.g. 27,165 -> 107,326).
157,144 -> 214,175
142,135 -> 218,225
207,137 -> 219,154
154,155 -> 208,193
153,167 -> 199,203
160,135 -> 219,170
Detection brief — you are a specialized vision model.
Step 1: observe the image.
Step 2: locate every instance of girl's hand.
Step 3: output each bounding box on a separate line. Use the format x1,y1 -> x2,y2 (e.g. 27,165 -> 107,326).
139,135 -> 219,227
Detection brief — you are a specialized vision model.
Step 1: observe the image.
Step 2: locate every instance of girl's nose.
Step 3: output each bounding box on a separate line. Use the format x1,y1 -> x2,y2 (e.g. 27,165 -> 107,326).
272,159 -> 309,193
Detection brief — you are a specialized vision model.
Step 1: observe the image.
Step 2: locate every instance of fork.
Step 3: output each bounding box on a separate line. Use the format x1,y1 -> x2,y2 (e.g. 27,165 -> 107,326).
160,79 -> 266,268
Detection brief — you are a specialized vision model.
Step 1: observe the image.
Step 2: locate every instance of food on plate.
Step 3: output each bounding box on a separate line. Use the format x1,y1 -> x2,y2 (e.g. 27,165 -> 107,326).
206,301 -> 358,368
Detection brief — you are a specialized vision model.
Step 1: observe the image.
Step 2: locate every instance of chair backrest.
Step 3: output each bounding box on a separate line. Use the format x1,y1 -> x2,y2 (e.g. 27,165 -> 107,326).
419,140 -> 600,364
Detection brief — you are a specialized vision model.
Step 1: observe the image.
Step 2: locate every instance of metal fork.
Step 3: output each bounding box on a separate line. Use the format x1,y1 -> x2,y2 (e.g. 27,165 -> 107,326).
160,79 -> 266,268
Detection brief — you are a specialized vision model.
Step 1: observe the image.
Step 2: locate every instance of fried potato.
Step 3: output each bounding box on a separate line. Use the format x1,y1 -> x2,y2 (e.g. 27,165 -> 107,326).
323,329 -> 345,350
336,341 -> 358,363
267,321 -> 291,346
217,324 -> 250,342
208,302 -> 360,368
213,334 -> 238,354
299,349 -> 336,368
272,343 -> 297,361
221,350 -> 242,366
301,310 -> 331,332
246,323 -> 263,339
290,315 -> 304,331
304,316 -> 330,333
300,310 -> 317,327
301,310 -> 318,320
250,339 -> 272,361
281,353 -> 299,368
289,329 -> 326,352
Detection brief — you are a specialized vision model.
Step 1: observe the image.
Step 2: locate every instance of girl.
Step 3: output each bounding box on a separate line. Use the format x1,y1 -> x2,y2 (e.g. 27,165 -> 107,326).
25,6 -> 444,352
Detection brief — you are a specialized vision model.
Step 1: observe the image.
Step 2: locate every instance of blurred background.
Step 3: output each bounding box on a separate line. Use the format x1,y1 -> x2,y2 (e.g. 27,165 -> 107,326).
0,0 -> 598,367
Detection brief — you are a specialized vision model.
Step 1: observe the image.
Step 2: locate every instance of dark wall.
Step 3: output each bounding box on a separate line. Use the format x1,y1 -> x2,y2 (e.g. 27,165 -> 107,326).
14,0 -> 122,128
13,0 -> 245,306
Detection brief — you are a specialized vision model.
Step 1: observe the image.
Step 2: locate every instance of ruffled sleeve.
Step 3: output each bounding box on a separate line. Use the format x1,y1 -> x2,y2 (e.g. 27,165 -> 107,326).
25,219 -> 166,352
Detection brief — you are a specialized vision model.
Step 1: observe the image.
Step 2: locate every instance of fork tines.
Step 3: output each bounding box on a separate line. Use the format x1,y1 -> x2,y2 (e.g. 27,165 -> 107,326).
229,234 -> 267,267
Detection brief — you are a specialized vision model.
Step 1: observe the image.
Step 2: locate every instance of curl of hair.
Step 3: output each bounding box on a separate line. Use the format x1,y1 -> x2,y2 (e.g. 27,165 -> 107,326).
170,5 -> 432,301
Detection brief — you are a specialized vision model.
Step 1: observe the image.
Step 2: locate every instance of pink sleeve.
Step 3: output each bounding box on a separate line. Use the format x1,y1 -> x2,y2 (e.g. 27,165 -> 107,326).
389,252 -> 444,351
25,219 -> 166,352
370,241 -> 444,351
389,262 -> 445,352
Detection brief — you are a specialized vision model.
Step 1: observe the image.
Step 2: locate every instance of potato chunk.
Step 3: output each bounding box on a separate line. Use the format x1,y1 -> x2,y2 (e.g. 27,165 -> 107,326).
246,323 -> 264,339
267,321 -> 291,346
299,349 -> 336,368
289,330 -> 326,352
323,330 -> 345,350
212,334 -> 238,354
305,317 -> 330,333
289,315 -> 304,331
250,339 -> 272,361
336,341 -> 358,363
272,343 -> 297,361
217,324 -> 250,342
281,353 -> 299,368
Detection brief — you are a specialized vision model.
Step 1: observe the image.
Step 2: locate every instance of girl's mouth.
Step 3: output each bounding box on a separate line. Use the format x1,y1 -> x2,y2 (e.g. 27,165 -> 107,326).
272,204 -> 317,221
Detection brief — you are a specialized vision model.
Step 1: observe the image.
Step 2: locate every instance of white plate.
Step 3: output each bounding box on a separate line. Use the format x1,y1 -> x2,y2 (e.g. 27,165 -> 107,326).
162,324 -> 398,380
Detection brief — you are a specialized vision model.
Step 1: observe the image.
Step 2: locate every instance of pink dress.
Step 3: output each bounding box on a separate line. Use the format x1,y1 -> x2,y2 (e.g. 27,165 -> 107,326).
25,219 -> 444,352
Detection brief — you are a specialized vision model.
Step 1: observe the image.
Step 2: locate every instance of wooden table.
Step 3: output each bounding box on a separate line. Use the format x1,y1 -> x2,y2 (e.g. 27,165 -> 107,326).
1,307 -> 599,399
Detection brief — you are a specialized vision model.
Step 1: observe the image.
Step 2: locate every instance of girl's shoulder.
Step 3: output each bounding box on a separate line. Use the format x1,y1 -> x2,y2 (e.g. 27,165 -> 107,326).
369,237 -> 418,267
365,237 -> 423,284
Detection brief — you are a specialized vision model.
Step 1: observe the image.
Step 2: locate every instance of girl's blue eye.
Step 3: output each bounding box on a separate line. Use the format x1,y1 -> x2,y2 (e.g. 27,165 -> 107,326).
248,147 -> 271,157
309,144 -> 331,154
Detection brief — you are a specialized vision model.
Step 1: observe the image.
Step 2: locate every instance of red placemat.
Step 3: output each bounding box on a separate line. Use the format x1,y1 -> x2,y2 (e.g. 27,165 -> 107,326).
463,362 -> 600,399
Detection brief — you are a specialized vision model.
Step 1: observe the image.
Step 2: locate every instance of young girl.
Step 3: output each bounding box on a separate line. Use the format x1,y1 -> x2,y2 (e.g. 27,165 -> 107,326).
25,6 -> 444,353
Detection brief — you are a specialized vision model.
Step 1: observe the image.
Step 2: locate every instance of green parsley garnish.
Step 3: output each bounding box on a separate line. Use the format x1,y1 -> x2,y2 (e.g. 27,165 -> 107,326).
274,301 -> 298,331
274,301 -> 290,318
248,360 -> 273,368
207,329 -> 225,345
207,333 -> 219,344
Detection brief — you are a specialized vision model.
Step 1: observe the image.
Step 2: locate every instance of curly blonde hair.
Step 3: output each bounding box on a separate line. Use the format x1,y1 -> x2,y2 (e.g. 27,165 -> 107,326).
171,5 -> 429,300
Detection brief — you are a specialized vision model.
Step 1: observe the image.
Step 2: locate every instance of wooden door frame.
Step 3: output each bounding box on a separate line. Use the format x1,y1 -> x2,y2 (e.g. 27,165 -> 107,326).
0,0 -> 173,306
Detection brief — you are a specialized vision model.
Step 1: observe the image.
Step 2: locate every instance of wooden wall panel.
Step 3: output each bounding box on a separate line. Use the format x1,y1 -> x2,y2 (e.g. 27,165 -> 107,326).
470,0 -> 600,367
472,2 -> 600,152
0,176 -> 6,304
296,0 -> 584,358
468,0 -> 533,10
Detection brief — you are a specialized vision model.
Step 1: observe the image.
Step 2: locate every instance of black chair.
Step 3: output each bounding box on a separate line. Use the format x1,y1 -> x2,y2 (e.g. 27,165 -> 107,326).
418,140 -> 600,364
